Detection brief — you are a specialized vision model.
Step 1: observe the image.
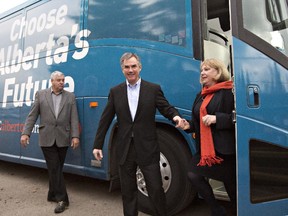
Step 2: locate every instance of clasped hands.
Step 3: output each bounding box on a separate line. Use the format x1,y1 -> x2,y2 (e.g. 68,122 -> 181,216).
173,116 -> 190,130
173,114 -> 216,130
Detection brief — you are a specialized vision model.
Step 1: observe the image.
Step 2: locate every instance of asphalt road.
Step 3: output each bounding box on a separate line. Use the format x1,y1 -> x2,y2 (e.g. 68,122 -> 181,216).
0,160 -> 217,216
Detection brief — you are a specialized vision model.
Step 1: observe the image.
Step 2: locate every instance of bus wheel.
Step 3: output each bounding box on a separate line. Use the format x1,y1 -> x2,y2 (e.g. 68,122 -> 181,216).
137,128 -> 196,215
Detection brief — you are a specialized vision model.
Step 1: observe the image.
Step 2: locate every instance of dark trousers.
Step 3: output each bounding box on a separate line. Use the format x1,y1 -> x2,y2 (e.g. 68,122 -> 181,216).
187,154 -> 236,215
41,144 -> 69,203
119,141 -> 166,216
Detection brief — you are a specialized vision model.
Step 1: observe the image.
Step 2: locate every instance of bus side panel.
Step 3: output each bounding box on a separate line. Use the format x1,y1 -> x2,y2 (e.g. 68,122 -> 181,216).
0,105 -> 21,162
82,97 -> 111,180
233,38 -> 288,216
63,98 -> 84,175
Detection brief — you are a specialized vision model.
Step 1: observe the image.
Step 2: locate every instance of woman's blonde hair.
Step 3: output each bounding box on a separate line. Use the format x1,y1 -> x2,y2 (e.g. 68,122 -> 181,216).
200,58 -> 231,84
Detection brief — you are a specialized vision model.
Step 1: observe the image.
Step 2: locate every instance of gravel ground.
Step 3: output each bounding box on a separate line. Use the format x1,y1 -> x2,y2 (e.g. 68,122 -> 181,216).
0,160 -> 125,216
0,160 -> 214,216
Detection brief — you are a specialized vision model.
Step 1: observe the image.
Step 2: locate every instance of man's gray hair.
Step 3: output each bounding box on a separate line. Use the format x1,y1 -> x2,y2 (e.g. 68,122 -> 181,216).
120,52 -> 142,68
50,71 -> 64,80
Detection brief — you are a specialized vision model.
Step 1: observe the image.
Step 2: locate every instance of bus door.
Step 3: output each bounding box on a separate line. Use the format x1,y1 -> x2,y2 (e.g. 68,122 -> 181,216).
231,0 -> 288,215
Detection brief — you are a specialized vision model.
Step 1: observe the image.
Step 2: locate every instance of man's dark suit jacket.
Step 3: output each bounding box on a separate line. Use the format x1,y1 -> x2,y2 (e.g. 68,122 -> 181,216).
93,79 -> 180,166
189,89 -> 236,155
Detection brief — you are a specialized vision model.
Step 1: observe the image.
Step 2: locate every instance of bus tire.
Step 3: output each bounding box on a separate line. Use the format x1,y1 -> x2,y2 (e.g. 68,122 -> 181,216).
137,128 -> 196,215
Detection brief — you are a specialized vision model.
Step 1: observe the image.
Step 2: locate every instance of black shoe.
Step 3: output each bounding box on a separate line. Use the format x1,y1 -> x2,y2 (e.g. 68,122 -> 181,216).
54,201 -> 68,214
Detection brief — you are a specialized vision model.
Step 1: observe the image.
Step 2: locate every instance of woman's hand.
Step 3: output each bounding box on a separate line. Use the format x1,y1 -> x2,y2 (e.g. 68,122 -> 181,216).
175,118 -> 190,130
202,114 -> 216,126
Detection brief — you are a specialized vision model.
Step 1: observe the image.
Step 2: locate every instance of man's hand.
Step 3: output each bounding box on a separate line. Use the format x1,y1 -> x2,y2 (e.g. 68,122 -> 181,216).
71,138 -> 80,149
20,135 -> 30,148
173,115 -> 185,128
174,117 -> 191,130
93,149 -> 103,161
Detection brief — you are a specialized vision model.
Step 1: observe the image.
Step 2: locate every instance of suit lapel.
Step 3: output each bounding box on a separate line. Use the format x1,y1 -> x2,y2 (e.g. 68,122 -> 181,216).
58,90 -> 67,116
45,89 -> 56,118
134,80 -> 146,120
120,83 -> 133,122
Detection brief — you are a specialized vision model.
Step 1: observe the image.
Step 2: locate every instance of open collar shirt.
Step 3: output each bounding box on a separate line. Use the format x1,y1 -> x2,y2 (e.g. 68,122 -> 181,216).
126,78 -> 141,121
51,87 -> 63,119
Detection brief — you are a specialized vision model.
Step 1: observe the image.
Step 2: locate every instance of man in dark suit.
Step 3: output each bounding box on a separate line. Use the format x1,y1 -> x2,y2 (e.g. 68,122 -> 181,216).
93,53 -> 183,216
20,71 -> 80,214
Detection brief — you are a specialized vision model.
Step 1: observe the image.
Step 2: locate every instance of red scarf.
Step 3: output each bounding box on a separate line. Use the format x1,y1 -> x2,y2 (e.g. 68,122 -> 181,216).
198,81 -> 233,166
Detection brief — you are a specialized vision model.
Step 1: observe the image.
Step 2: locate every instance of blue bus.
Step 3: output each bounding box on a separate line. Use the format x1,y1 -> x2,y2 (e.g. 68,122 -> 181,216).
0,0 -> 287,215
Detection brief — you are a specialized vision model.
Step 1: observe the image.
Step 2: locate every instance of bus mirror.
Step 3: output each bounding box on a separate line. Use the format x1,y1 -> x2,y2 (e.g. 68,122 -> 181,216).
265,0 -> 288,30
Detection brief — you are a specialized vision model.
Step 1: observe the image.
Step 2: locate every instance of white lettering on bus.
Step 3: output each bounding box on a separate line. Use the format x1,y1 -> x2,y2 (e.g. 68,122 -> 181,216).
73,29 -> 91,60
0,3 -> 90,76
1,4 -> 89,108
10,5 -> 68,41
2,76 -> 75,108
0,29 -> 90,75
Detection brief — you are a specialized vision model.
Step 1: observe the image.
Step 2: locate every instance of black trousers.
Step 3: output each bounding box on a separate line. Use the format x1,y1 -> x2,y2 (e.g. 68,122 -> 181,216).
41,144 -> 69,203
119,141 -> 166,216
188,153 -> 236,214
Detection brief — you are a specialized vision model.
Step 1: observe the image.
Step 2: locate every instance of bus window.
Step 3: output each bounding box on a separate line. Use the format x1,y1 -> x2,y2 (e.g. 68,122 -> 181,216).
87,0 -> 186,47
0,13 -> 23,71
242,0 -> 288,55
0,13 -> 22,53
23,0 -> 83,55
